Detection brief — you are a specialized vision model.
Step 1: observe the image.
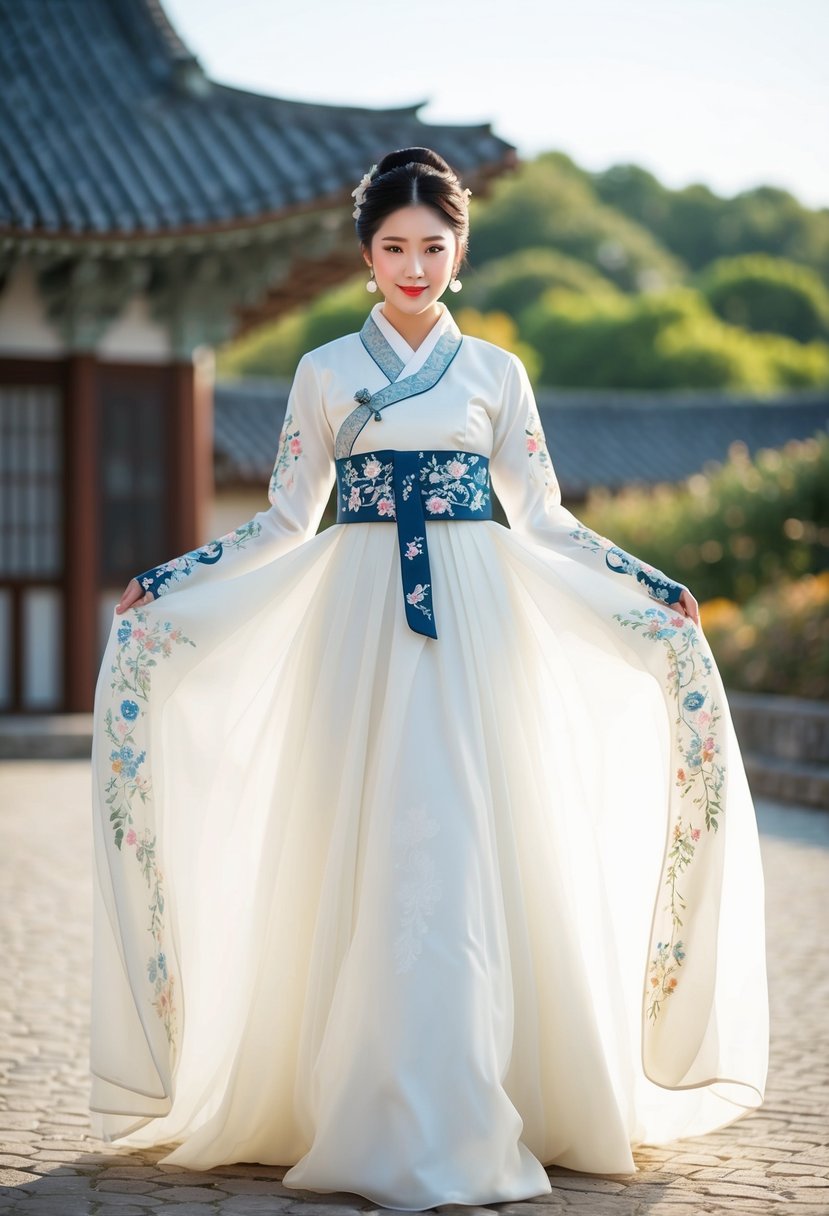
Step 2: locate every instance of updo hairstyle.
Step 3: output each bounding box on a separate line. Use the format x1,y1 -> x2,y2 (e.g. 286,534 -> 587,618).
354,147 -> 470,276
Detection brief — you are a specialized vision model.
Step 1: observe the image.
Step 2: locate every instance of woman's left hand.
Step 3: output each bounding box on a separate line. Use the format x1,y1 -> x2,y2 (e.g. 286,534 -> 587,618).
670,587 -> 699,625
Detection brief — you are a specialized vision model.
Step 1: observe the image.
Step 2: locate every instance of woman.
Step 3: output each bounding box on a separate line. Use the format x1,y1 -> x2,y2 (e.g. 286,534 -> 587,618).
89,147 -> 768,1210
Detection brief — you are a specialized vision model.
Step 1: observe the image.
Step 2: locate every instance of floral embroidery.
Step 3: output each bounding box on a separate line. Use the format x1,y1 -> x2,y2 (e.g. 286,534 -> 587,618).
612,605 -> 725,1022
568,526 -> 686,606
339,453 -> 396,517
525,405 -> 560,509
392,804 -> 443,973
405,582 -> 433,620
105,609 -> 196,1046
404,537 -> 424,560
400,452 -> 490,517
268,410 -> 302,497
136,521 -> 263,599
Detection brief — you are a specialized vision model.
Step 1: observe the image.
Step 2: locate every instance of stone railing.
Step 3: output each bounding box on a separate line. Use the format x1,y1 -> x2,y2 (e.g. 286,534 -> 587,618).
727,691 -> 829,811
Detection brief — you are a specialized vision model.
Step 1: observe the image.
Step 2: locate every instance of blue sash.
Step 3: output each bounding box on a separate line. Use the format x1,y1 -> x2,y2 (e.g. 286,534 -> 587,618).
336,449 -> 492,639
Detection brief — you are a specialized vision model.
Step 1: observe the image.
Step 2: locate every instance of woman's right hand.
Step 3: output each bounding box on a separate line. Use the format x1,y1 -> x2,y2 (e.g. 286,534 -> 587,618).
116,578 -> 155,614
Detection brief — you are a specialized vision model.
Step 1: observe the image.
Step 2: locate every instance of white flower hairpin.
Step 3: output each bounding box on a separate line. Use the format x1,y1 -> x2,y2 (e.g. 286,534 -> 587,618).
352,164 -> 378,219
351,165 -> 472,220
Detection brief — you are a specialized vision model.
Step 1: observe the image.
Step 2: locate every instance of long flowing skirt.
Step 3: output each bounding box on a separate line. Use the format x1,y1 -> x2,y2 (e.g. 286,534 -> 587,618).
89,519 -> 768,1210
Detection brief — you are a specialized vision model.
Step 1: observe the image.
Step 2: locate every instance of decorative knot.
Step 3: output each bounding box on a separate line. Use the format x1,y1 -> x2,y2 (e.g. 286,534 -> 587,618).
354,388 -> 372,405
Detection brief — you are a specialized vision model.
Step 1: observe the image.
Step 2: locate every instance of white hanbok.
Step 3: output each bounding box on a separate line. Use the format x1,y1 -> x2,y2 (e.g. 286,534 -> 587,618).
89,300 -> 768,1210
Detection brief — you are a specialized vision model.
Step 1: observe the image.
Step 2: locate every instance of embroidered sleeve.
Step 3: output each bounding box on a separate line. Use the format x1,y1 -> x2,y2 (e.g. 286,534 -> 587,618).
489,353 -> 688,607
133,353 -> 335,599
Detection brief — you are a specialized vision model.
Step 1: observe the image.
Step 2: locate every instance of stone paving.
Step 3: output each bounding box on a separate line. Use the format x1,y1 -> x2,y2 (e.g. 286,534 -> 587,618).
0,759 -> 827,1216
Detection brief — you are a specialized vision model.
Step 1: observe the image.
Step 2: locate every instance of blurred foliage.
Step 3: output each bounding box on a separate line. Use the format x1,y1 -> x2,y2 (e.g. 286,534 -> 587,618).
578,433 -> 829,605
520,287 -> 829,388
591,164 -> 829,285
700,574 -> 829,699
468,152 -> 684,292
694,254 -> 829,342
461,246 -> 621,317
450,307 -> 540,379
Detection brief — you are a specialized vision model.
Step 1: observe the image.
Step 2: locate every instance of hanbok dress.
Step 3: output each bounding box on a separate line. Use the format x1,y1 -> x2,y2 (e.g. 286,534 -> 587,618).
88,299 -> 768,1211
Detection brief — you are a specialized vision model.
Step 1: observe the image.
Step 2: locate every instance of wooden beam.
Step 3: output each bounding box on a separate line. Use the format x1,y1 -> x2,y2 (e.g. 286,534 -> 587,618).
64,353 -> 98,711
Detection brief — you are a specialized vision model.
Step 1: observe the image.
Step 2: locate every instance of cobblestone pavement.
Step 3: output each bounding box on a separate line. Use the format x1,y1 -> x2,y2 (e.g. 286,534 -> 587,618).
1,759 -> 827,1216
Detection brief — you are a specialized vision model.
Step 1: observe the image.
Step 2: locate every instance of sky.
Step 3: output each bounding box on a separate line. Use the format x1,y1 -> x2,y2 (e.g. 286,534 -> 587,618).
161,0 -> 829,210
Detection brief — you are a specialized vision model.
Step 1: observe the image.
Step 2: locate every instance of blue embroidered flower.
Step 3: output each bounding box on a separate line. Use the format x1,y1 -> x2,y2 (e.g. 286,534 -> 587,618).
147,951 -> 167,983
683,690 -> 706,711
120,699 -> 139,721
111,743 -> 146,780
117,621 -> 132,644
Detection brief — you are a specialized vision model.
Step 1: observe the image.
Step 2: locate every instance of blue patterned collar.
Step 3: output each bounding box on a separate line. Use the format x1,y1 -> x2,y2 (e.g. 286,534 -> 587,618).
360,302 -> 460,384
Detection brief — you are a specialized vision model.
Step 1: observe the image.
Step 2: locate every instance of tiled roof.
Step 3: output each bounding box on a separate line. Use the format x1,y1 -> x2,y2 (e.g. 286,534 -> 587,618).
0,0 -> 514,237
213,378 -> 829,498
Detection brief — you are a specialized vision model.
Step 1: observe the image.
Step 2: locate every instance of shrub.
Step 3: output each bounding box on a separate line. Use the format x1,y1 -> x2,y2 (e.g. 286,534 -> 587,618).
700,574 -> 829,699
579,434 -> 829,604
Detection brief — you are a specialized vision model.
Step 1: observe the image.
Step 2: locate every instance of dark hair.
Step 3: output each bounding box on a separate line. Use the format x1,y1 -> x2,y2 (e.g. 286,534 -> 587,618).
354,147 -> 470,273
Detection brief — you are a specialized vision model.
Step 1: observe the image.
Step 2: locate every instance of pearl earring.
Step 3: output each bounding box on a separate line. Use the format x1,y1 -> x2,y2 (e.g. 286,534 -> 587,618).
366,267 -> 378,293
449,275 -> 462,293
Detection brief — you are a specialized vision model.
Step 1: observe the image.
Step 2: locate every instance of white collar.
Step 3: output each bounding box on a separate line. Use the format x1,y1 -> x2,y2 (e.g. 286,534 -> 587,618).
370,301 -> 457,377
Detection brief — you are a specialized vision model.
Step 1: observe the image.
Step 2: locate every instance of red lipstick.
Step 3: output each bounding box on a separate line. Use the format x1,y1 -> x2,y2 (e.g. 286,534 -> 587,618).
399,286 -> 427,296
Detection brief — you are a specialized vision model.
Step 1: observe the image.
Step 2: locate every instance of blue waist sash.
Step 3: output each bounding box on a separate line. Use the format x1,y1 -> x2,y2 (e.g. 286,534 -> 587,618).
335,448 -> 492,639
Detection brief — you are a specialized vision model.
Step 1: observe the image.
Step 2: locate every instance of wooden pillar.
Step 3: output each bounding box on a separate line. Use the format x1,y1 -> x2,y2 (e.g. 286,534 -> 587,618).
171,350 -> 214,552
64,353 -> 99,711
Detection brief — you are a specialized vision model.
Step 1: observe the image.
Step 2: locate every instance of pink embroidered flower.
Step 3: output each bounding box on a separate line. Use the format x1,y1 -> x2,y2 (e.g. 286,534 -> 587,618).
364,458 -> 382,479
698,710 -> 711,728
289,437 -> 302,456
425,495 -> 449,514
447,460 -> 467,479
125,828 -> 137,847
671,616 -> 685,628
526,436 -> 538,453
377,498 -> 395,516
676,767 -> 686,783
405,541 -> 420,559
691,827 -> 701,841
406,584 -> 428,605
348,486 -> 361,510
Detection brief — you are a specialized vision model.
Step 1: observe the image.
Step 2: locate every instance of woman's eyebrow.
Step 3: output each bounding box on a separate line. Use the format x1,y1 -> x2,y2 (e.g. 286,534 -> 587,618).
379,235 -> 446,241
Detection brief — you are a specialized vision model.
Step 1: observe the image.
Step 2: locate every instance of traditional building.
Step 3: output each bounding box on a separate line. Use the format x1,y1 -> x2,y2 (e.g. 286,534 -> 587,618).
0,0 -> 516,713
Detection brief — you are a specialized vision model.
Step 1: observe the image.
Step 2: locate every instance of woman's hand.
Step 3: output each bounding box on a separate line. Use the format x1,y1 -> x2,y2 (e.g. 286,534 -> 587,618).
670,586 -> 699,625
116,578 -> 155,614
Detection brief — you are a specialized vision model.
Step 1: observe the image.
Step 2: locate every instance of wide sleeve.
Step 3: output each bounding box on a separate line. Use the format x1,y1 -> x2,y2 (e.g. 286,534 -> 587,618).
132,352 -> 335,599
489,352 -> 689,607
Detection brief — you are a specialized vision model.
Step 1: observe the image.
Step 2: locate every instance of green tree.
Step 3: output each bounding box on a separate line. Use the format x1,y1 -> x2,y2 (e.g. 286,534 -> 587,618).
520,286 -> 829,389
470,155 -> 684,292
463,246 -> 620,318
695,254 -> 829,342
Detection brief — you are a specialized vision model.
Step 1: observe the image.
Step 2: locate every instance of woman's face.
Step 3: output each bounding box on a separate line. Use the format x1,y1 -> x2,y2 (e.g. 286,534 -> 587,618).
364,204 -> 458,314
